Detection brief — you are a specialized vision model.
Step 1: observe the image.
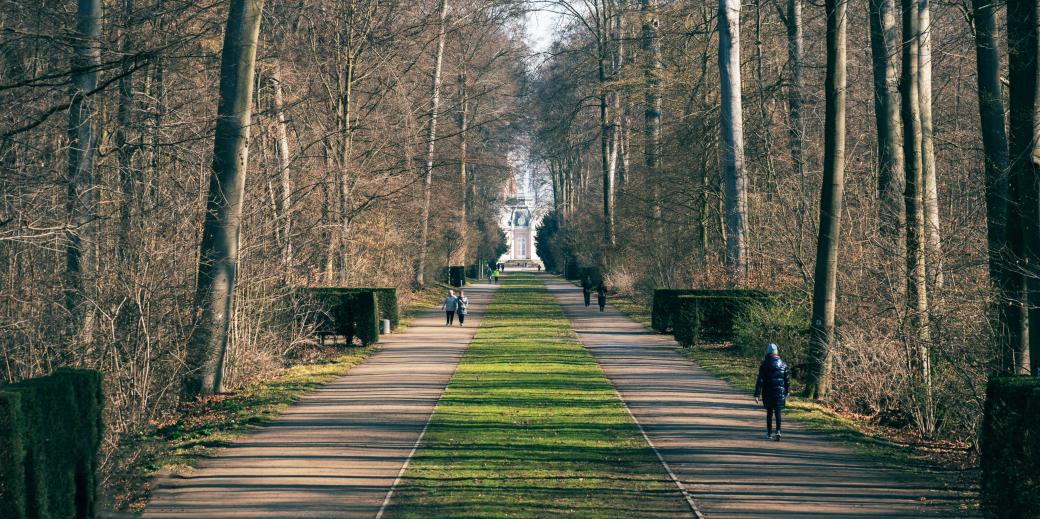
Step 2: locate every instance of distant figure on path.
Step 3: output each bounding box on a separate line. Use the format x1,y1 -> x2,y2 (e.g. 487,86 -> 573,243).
754,343 -> 790,441
582,284 -> 592,307
596,283 -> 606,312
456,290 -> 469,326
492,269 -> 500,284
442,290 -> 458,326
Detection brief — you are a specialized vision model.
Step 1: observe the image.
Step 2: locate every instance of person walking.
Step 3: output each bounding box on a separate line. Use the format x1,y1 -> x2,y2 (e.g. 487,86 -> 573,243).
596,283 -> 606,312
754,343 -> 791,441
456,290 -> 469,326
442,290 -> 458,326
492,269 -> 500,284
582,284 -> 592,308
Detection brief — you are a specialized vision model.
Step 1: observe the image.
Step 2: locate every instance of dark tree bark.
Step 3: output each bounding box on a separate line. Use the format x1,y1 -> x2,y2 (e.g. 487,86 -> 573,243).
65,0 -> 102,343
783,0 -> 804,184
641,0 -> 662,236
805,0 -> 847,399
183,0 -> 265,398
869,0 -> 906,268
1007,0 -> 1040,375
972,0 -> 1025,373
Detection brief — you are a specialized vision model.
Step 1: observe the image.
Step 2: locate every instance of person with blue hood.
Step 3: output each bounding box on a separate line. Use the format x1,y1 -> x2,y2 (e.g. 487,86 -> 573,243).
754,342 -> 790,441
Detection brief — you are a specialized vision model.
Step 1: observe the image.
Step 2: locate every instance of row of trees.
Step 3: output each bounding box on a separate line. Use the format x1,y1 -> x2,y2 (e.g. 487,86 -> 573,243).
0,0 -> 525,499
532,0 -> 1038,438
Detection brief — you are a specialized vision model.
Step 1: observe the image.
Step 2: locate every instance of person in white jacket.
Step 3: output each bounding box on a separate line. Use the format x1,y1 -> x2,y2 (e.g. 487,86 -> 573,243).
442,290 -> 458,325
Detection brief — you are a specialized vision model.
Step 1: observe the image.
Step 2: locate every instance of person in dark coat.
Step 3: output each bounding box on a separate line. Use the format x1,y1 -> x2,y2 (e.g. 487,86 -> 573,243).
596,283 -> 607,312
754,343 -> 790,441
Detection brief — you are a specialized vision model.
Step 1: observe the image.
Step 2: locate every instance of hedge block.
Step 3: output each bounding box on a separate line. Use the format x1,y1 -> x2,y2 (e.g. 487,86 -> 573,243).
1,368 -> 103,519
981,376 -> 1040,518
300,288 -> 382,346
448,266 -> 466,287
672,293 -> 772,346
0,390 -> 26,518
652,289 -> 771,333
370,288 -> 399,330
564,260 -> 581,280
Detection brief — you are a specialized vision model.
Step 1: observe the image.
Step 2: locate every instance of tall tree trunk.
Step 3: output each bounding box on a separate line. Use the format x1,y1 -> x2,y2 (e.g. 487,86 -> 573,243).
270,63 -> 293,269
869,0 -> 906,274
719,0 -> 748,285
116,0 -> 137,263
457,71 -> 469,264
972,0 -> 1024,373
783,0 -> 804,186
65,0 -> 102,344
805,0 -> 847,400
598,49 -> 618,247
415,0 -> 449,288
336,52 -> 356,285
183,0 -> 264,398
1007,0 -> 1040,375
641,0 -> 662,237
901,0 -> 935,429
918,0 -> 944,295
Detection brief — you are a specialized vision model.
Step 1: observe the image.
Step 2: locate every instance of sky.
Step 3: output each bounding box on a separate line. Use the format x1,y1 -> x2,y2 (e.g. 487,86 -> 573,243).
525,8 -> 566,55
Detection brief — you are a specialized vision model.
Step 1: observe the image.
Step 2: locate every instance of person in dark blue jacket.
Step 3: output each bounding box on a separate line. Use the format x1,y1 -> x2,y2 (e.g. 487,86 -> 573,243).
754,343 -> 790,441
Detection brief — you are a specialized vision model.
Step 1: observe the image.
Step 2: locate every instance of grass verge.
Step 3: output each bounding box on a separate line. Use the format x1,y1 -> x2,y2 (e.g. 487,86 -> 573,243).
384,272 -> 691,518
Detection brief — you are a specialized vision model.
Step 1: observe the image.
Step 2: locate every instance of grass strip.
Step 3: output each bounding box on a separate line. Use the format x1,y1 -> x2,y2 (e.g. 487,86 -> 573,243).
384,272 -> 691,518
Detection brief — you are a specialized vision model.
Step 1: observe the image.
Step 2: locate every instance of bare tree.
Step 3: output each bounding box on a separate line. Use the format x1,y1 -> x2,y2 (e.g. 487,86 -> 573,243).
718,0 -> 748,285
65,0 -> 102,344
901,0 -> 935,429
971,0 -> 1024,373
641,0 -> 662,238
869,0 -> 905,269
1007,0 -> 1040,375
805,0 -> 847,399
183,0 -> 265,398
415,0 -> 449,288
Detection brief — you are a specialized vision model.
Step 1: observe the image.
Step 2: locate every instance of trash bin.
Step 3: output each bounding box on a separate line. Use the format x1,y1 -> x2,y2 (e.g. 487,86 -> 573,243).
381,319 -> 391,335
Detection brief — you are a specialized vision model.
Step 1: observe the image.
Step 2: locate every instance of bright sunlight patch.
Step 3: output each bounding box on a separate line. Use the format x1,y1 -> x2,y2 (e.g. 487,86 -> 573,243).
384,272 -> 690,518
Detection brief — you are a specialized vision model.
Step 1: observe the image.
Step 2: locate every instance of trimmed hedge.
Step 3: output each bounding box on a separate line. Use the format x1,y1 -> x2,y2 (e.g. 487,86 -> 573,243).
448,265 -> 466,287
564,259 -> 581,280
369,287 -> 399,330
672,292 -> 773,346
652,288 -> 771,333
301,288 -> 382,345
0,368 -> 103,519
981,376 -> 1040,518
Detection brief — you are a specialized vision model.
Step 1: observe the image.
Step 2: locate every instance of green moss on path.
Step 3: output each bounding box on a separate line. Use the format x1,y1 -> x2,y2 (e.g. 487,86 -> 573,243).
384,273 -> 691,518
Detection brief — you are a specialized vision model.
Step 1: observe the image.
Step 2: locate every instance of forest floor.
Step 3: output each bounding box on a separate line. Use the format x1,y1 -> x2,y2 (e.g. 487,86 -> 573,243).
609,287 -> 980,507
382,273 -> 692,518
104,282 -> 455,513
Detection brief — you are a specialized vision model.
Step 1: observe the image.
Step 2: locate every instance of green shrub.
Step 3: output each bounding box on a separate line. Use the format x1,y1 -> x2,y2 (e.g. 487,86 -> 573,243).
564,259 -> 581,280
0,368 -> 103,519
673,297 -> 701,347
654,289 -> 771,334
448,266 -> 466,287
369,287 -> 399,330
350,291 -> 380,346
0,390 -> 25,518
981,376 -> 1040,518
733,301 -> 810,374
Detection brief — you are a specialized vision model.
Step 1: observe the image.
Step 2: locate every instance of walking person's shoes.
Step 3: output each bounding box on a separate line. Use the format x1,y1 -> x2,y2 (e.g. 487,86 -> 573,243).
774,431 -> 782,441
765,432 -> 772,440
